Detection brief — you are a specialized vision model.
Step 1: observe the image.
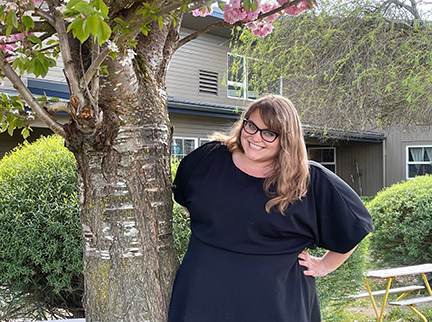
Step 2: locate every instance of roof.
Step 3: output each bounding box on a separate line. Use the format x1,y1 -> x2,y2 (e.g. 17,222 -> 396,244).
168,97 -> 385,143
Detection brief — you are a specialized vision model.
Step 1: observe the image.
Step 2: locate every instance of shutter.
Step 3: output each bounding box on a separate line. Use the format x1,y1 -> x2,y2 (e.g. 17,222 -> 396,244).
199,70 -> 218,95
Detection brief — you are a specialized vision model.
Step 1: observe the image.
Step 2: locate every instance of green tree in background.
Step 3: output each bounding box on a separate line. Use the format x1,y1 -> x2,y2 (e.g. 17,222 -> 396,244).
231,0 -> 432,133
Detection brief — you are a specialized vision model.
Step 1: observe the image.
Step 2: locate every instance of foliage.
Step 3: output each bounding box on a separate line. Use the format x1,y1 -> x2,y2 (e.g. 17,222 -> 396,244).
171,157 -> 191,262
310,236 -> 370,321
231,0 -> 432,132
0,135 -> 83,320
367,174 -> 432,267
0,0 -> 315,139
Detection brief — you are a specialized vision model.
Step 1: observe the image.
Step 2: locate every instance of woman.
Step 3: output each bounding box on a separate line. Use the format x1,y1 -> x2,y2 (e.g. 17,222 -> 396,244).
169,94 -> 373,322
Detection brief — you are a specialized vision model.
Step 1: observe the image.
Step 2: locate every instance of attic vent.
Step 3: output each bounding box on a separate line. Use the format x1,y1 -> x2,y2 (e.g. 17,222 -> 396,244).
199,70 -> 218,96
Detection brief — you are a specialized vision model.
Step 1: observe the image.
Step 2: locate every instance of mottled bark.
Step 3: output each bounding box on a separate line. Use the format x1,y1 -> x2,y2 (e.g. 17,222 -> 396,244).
64,16 -> 180,322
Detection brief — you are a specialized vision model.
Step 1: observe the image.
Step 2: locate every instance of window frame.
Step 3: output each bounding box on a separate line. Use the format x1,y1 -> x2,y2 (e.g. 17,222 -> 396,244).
406,145 -> 432,179
171,137 -> 199,159
227,53 -> 258,101
307,147 -> 337,173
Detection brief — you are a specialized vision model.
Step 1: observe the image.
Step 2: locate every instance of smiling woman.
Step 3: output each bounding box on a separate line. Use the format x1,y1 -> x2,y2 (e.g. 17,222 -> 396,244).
168,94 -> 373,322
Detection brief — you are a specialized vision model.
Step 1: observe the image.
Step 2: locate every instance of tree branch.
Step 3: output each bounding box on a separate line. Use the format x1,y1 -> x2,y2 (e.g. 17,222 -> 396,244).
81,1 -> 183,87
0,21 -> 55,36
175,0 -> 311,49
0,52 -> 66,137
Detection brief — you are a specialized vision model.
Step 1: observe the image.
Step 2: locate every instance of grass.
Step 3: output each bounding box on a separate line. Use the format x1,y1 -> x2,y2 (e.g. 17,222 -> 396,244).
327,277 -> 432,321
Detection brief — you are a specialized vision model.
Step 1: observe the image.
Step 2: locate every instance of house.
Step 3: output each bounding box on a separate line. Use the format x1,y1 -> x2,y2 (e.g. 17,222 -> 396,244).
1,11 -> 431,197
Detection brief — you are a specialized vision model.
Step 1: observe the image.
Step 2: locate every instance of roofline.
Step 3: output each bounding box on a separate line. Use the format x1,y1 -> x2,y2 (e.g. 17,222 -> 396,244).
168,97 -> 386,142
0,88 -> 385,143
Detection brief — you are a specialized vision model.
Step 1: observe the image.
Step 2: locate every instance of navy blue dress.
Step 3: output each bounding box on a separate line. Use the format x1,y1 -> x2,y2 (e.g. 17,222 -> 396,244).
169,141 -> 373,322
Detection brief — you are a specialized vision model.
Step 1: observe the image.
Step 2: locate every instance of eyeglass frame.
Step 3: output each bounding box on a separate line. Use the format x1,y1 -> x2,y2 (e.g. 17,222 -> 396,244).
242,119 -> 280,143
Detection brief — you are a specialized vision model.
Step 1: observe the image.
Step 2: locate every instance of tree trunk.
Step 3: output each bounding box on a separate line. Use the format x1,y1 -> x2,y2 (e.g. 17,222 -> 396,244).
64,20 -> 179,321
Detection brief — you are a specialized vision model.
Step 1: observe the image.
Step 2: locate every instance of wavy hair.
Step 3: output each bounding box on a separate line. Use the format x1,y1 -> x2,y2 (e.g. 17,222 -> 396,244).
212,94 -> 310,214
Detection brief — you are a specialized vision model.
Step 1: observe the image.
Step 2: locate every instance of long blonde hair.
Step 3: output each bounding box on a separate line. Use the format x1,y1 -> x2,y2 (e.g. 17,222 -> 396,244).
212,94 -> 310,214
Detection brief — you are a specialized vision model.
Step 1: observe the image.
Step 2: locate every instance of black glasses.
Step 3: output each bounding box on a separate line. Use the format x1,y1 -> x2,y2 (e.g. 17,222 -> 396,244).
242,119 -> 279,143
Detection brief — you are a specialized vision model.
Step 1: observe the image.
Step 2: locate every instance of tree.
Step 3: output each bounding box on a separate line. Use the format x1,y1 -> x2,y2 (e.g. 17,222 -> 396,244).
0,0 -> 314,321
230,0 -> 432,134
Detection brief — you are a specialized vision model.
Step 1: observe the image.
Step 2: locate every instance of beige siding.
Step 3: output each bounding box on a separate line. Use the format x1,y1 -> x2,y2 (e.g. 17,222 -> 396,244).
166,27 -> 248,109
305,137 -> 383,196
384,126 -> 432,187
1,56 -> 66,91
171,112 -> 235,139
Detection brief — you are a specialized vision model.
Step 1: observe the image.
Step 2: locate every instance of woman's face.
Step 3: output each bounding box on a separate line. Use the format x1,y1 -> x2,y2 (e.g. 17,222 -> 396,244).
240,109 -> 281,166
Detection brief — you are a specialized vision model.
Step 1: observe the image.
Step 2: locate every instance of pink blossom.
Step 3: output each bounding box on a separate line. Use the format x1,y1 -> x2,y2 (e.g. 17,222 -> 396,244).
284,0 -> 309,16
261,2 -> 273,13
251,20 -> 273,37
246,22 -> 256,29
191,6 -> 213,17
223,5 -> 237,24
277,0 -> 288,5
230,0 -> 242,10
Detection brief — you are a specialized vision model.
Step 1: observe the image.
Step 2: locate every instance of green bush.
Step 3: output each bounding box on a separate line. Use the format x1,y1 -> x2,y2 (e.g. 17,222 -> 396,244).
0,135 -> 84,320
171,158 -> 191,262
367,174 -> 432,267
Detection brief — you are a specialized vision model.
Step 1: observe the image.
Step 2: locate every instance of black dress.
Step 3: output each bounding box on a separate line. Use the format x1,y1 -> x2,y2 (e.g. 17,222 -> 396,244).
169,141 -> 373,322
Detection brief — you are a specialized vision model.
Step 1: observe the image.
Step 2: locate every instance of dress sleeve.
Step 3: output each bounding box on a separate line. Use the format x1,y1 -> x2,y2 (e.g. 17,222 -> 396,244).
173,141 -> 221,207
310,162 -> 374,254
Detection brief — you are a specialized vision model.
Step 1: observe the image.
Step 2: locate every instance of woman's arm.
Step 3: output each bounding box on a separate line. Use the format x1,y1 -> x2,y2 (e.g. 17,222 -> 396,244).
298,247 -> 356,277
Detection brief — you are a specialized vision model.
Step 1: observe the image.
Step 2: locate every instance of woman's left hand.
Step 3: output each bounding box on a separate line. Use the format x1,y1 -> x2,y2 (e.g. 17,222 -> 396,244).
298,250 -> 330,277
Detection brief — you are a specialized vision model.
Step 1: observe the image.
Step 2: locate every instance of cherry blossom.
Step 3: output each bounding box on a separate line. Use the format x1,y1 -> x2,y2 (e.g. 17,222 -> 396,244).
191,6 -> 213,17
194,0 -> 310,37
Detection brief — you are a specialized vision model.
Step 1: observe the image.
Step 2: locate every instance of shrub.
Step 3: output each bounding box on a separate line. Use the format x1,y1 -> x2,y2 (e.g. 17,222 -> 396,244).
367,174 -> 432,267
171,158 -> 191,262
0,135 -> 84,320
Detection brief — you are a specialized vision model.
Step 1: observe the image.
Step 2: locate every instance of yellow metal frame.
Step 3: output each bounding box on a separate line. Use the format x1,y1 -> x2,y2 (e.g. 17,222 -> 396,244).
365,274 -> 432,322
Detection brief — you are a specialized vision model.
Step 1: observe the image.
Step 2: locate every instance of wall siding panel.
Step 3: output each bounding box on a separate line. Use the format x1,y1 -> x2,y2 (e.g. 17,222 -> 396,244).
166,27 -> 247,109
305,138 -> 383,196
384,126 -> 432,186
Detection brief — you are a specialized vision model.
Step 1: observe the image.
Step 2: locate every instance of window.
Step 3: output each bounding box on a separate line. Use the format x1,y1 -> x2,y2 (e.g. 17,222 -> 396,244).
406,146 -> 432,178
227,53 -> 258,100
227,53 -> 281,100
308,147 -> 336,172
199,138 -> 211,146
172,137 -> 198,159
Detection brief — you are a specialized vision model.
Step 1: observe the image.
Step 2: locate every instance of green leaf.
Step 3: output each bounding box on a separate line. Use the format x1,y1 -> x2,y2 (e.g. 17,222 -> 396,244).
114,17 -> 125,25
74,2 -> 95,15
70,18 -> 88,43
5,22 -> 12,38
6,113 -> 15,123
22,16 -> 35,29
157,16 -> 164,30
98,0 -> 109,17
11,100 -> 24,110
96,20 -> 111,46
66,0 -> 81,9
9,11 -> 19,28
85,14 -> 99,38
251,0 -> 258,12
7,123 -> 15,136
66,17 -> 83,33
243,0 -> 251,11
28,35 -> 42,46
